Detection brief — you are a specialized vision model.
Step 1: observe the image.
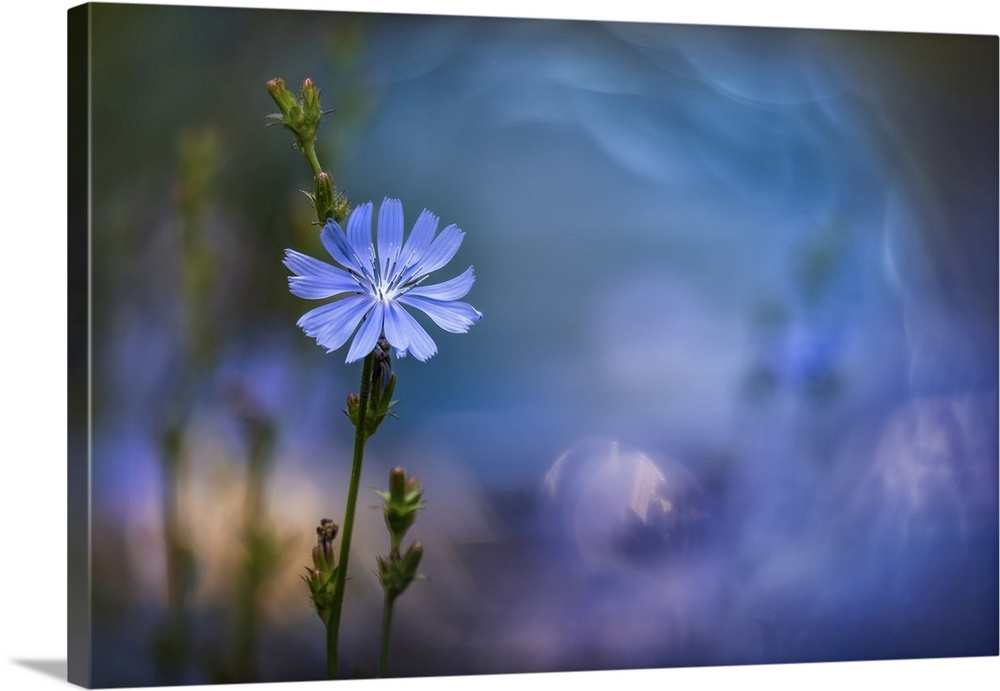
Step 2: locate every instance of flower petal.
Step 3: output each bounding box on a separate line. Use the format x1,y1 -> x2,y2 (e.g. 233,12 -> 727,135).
377,198 -> 404,279
397,208 -> 438,273
381,300 -> 410,355
289,276 -> 361,300
320,219 -> 363,273
297,294 -> 374,353
384,301 -> 438,361
284,250 -> 362,299
412,223 -> 464,278
346,202 -> 375,279
283,249 -> 344,280
345,301 -> 385,363
398,295 -> 482,333
406,266 -> 475,301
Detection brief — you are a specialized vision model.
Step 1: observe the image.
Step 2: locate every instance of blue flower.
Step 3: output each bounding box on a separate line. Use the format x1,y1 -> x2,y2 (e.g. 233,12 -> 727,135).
284,198 -> 482,362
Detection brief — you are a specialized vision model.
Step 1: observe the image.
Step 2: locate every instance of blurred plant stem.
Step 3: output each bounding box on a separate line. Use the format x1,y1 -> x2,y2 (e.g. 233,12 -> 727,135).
223,389 -> 285,683
154,127 -> 221,680
155,423 -> 197,680
177,129 -> 221,367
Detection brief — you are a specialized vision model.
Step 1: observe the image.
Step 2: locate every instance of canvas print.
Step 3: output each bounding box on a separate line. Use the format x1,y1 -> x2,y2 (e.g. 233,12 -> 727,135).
67,3 -> 999,688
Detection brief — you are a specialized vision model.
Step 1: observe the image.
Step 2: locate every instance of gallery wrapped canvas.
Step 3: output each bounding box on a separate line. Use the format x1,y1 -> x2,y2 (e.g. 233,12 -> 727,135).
67,2 -> 998,688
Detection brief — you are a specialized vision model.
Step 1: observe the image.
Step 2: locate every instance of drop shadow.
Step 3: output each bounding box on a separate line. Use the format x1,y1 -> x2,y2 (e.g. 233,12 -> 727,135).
11,659 -> 67,682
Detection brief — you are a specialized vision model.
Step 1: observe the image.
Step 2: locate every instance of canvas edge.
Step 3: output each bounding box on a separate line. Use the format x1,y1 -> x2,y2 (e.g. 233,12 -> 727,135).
57,5 -> 1000,689
68,3 -> 92,688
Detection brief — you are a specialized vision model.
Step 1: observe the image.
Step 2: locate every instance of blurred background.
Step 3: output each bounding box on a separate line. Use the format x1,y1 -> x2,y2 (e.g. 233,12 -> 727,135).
77,4 -> 997,686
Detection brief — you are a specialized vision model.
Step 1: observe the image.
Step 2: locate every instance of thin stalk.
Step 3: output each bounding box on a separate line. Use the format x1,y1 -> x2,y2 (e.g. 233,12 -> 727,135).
302,141 -> 323,178
325,351 -> 375,679
378,593 -> 395,678
325,617 -> 336,680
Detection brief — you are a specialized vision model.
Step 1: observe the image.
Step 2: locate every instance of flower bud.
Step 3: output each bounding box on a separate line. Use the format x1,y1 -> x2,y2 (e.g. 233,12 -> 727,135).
266,77 -> 297,115
376,467 -> 425,551
376,541 -> 425,601
400,541 -> 424,577
301,78 -> 322,121
373,335 -> 393,395
405,475 -> 421,498
389,467 -> 407,502
313,172 -> 335,223
345,393 -> 361,426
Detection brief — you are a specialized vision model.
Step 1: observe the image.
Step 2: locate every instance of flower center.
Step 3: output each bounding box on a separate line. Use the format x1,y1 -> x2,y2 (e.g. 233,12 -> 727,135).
368,242 -> 426,302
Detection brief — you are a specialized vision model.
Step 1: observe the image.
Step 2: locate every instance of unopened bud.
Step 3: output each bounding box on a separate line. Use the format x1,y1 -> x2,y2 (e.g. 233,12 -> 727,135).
313,172 -> 335,223
405,475 -> 421,497
401,541 -> 424,574
373,335 -> 393,394
266,77 -> 297,115
389,467 -> 407,501
301,78 -> 322,119
378,467 -> 425,550
377,541 -> 425,600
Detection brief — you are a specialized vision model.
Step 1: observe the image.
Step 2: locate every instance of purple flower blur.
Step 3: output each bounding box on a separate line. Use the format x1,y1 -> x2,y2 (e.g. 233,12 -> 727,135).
284,198 -> 482,362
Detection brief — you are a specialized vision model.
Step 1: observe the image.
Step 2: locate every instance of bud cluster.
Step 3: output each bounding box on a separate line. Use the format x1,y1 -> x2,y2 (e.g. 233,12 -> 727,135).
374,468 -> 426,601
265,77 -> 324,154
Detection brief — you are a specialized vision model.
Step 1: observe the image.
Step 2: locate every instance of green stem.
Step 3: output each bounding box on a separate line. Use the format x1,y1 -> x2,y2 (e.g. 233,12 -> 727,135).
378,593 -> 395,678
324,616 -> 336,680
326,352 -> 375,679
302,140 -> 323,178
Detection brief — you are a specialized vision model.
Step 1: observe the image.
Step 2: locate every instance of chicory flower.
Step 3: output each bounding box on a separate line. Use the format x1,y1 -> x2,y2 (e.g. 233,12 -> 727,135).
284,198 -> 481,362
